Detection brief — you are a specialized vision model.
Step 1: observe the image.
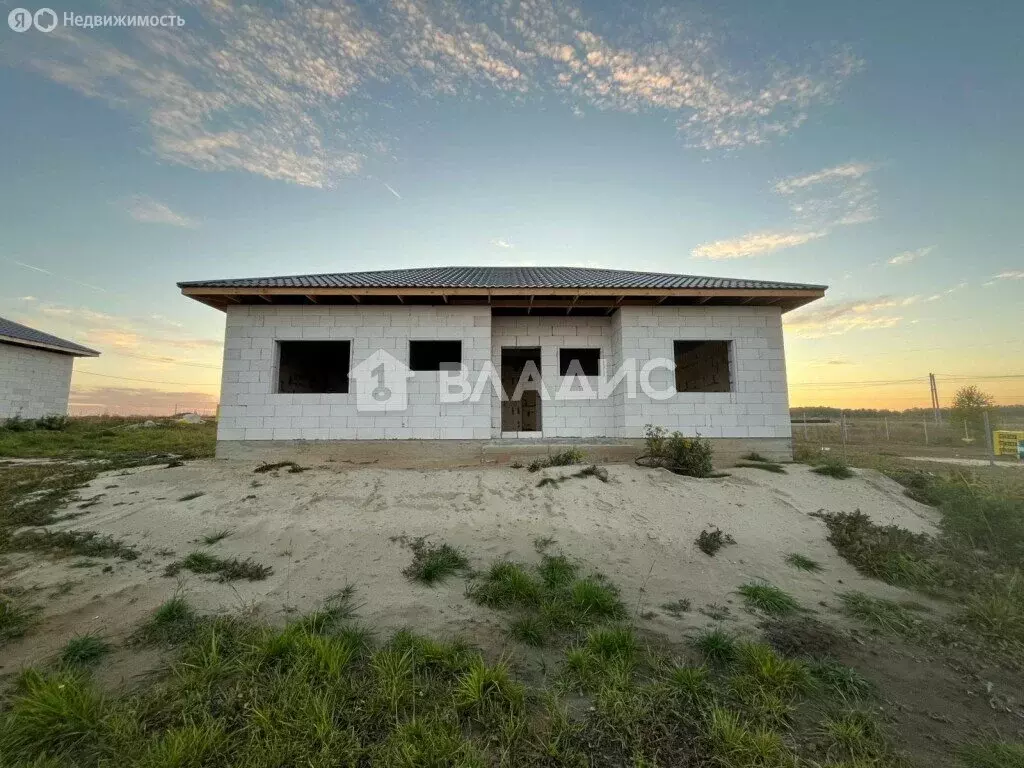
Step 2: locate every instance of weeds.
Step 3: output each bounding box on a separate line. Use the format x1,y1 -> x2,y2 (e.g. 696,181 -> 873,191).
135,596 -> 199,645
527,448 -> 586,472
164,551 -> 272,581
536,464 -> 609,488
402,539 -> 470,585
11,529 -> 139,561
807,658 -> 876,699
784,552 -> 822,572
956,741 -> 1024,768
254,461 -> 308,474
811,458 -> 854,479
694,628 -> 737,665
660,598 -> 692,617
60,634 -> 111,667
839,591 -> 921,636
738,582 -> 800,616
0,592 -> 34,645
200,528 -> 233,545
696,527 -> 736,556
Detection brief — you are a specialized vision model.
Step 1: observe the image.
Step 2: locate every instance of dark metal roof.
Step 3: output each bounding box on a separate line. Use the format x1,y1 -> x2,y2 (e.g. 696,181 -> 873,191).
0,316 -> 100,357
178,266 -> 826,292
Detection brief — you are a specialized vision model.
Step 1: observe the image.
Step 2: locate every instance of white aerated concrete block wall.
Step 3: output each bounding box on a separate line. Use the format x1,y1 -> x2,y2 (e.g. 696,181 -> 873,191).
616,306 -> 792,439
490,316 -> 615,438
0,342 -> 75,420
217,305 -> 492,441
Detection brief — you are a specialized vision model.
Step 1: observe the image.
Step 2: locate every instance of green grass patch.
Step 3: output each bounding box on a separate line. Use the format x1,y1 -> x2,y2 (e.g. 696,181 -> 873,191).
401,539 -> 470,585
0,416 -> 216,460
693,628 -> 737,666
164,551 -> 272,581
134,596 -> 200,645
957,741 -> 1024,768
200,528 -> 233,545
737,581 -> 800,616
785,552 -> 823,572
838,591 -> 922,636
810,458 -> 854,479
0,591 -> 34,645
59,633 -> 111,667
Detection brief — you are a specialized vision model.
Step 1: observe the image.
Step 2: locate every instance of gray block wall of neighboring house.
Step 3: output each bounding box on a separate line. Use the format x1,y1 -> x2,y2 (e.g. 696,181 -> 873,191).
0,342 -> 75,420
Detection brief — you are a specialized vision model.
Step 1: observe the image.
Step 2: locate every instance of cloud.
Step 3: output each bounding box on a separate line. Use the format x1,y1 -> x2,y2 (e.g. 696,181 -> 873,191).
7,0 -> 860,187
692,230 -> 825,259
692,160 -> 878,259
888,246 -> 932,266
125,196 -> 197,227
491,238 -> 515,249
784,296 -> 905,337
984,270 -> 1024,286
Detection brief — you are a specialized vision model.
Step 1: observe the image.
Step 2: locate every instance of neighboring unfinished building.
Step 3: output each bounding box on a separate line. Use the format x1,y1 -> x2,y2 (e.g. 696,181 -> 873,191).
0,317 -> 99,420
179,267 -> 826,464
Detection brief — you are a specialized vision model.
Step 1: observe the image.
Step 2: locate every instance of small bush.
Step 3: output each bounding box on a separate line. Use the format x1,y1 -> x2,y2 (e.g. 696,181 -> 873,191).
135,596 -> 199,645
696,527 -> 736,556
737,582 -> 800,616
641,425 -> 714,478
402,539 -> 470,585
164,551 -> 272,581
811,458 -> 854,479
2,415 -> 36,432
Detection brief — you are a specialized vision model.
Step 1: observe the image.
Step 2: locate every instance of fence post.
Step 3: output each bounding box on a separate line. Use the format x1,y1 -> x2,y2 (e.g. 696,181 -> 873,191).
983,411 -> 995,466
840,411 -> 848,462
884,416 -> 889,441
923,418 -> 929,445
802,410 -> 808,440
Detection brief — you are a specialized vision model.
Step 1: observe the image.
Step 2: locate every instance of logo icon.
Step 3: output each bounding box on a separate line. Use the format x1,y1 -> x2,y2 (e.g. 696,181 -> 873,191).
8,8 -> 33,31
350,349 -> 414,413
34,8 -> 57,32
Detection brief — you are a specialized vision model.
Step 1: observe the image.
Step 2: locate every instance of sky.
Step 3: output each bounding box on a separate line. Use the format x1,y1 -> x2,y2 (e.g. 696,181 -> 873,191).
1,0 -> 1022,413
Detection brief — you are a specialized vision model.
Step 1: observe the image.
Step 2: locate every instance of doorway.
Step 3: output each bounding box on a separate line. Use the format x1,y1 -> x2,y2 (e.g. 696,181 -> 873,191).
501,347 -> 542,433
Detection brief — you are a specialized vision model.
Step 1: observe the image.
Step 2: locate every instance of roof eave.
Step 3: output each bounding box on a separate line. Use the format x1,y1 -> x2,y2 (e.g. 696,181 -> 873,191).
0,335 -> 100,357
180,285 -> 826,314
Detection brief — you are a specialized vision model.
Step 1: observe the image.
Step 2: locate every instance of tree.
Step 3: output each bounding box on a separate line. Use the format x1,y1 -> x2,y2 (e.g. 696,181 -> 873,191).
950,385 -> 995,439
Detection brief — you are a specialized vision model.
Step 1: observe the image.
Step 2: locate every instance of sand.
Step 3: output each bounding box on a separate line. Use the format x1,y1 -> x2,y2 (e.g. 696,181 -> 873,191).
2,460 -> 939,670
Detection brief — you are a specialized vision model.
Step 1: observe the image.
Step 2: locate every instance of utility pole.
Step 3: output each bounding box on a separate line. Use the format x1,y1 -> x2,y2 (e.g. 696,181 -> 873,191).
928,373 -> 941,424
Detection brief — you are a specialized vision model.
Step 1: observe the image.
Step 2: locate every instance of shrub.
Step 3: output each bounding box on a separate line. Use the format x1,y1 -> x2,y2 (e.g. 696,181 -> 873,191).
737,582 -> 800,616
2,415 -> 36,432
641,425 -> 714,477
811,458 -> 854,479
36,415 -> 71,431
527,448 -> 585,472
164,551 -> 272,581
60,634 -> 111,667
402,539 -> 470,585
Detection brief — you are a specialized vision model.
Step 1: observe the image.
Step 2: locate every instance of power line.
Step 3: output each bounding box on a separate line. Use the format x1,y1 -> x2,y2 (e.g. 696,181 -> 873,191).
74,371 -> 219,386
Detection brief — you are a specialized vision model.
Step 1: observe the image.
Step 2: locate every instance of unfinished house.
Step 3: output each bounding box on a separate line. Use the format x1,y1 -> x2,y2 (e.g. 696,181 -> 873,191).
178,267 -> 825,464
0,316 -> 99,420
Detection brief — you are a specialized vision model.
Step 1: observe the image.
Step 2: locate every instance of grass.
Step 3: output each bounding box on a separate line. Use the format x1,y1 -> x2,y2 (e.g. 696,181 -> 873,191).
0,416 -> 216,459
660,598 -> 691,617
810,457 -> 855,479
401,539 -> 470,585
59,633 -> 111,667
695,527 -> 736,556
466,552 -> 625,644
0,592 -> 34,645
735,462 -> 787,474
200,528 -> 233,545
693,628 -> 737,665
164,551 -> 272,581
838,591 -> 922,636
527,448 -> 586,472
957,741 -> 1024,768
807,658 -> 876,699
10,529 -> 139,561
135,596 -> 199,645
737,582 -> 801,616
785,553 -> 823,572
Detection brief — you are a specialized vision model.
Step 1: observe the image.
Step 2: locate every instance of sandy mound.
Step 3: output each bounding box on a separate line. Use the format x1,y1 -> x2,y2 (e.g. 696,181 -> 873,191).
2,460 -> 938,670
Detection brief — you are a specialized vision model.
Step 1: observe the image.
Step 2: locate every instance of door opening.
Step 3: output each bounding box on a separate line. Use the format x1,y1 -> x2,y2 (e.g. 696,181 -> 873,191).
501,347 -> 542,433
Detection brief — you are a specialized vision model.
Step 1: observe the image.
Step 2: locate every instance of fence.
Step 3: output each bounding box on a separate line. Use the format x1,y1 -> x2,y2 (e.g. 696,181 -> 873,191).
791,414 -> 1024,451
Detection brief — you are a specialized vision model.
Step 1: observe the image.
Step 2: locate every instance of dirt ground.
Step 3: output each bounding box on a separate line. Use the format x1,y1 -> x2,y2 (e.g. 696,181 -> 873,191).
2,460 -> 938,669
